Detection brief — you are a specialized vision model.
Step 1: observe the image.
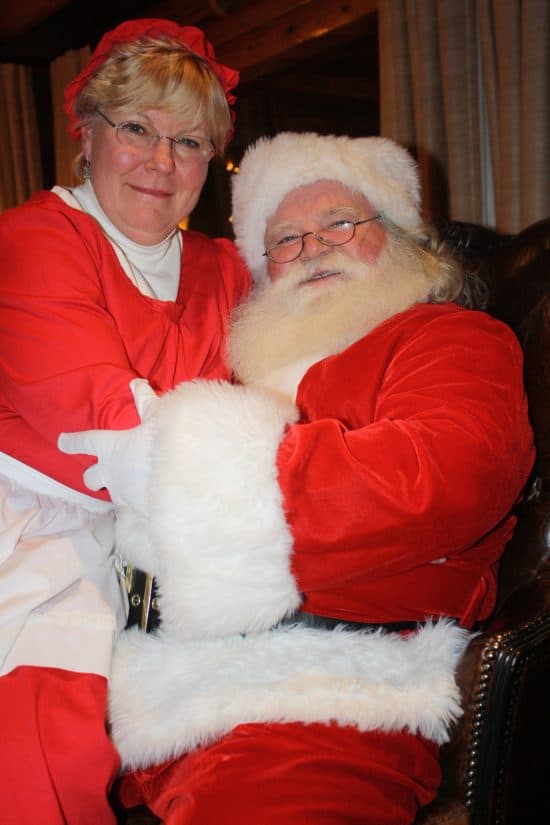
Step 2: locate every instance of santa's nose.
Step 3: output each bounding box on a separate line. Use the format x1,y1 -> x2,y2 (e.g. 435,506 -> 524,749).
300,233 -> 331,260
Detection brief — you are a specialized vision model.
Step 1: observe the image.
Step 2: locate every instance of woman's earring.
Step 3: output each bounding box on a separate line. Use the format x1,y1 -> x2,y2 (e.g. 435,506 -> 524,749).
82,159 -> 91,180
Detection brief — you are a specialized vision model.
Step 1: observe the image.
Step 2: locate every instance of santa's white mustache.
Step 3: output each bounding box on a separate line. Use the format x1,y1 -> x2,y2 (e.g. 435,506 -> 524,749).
272,248 -> 368,289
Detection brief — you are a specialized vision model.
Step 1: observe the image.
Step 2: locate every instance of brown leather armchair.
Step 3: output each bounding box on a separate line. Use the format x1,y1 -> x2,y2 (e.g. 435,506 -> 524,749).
417,217 -> 550,825
119,219 -> 550,825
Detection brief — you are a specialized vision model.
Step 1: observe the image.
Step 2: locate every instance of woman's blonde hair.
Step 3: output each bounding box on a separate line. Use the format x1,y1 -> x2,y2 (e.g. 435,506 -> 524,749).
74,36 -> 232,175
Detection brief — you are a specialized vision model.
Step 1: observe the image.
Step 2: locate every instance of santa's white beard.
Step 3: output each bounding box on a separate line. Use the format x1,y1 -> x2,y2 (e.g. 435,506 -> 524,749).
228,243 -> 433,387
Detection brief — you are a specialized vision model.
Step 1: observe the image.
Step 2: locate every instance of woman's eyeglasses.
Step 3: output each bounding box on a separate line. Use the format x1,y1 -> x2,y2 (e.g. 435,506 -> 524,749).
96,109 -> 214,162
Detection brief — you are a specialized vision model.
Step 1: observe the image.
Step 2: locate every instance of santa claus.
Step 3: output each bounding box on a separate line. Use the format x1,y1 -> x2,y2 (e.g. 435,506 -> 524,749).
60,132 -> 534,825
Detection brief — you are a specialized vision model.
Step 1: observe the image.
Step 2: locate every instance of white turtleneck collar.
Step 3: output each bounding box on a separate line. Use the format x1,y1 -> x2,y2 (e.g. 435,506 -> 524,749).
53,180 -> 182,301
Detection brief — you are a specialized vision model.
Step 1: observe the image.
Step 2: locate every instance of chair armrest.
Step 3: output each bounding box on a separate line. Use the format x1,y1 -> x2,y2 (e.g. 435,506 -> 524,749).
417,561 -> 550,825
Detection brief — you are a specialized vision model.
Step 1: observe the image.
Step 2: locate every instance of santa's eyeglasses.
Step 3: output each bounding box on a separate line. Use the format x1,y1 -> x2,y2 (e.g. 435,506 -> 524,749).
263,215 -> 381,264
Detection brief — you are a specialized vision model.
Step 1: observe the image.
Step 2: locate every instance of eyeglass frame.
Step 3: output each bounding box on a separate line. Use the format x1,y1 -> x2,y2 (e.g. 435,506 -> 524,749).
95,108 -> 215,161
263,215 -> 382,264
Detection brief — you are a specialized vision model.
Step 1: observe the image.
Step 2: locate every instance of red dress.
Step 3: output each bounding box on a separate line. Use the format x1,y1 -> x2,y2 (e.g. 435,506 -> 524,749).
0,189 -> 250,493
0,190 -> 250,825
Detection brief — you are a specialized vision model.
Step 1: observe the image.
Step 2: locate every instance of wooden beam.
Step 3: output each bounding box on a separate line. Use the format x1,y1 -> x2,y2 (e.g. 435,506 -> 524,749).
143,0 -> 231,28
264,71 -> 379,102
210,0 -> 379,80
205,0 -> 318,46
0,0 -> 71,39
0,0 -> 154,61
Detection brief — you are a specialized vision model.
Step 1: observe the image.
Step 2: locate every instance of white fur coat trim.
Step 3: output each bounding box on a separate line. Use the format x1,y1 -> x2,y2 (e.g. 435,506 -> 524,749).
109,619 -> 470,770
125,380 -> 301,641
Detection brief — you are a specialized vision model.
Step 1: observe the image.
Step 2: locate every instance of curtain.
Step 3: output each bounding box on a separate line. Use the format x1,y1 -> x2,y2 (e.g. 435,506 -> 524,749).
0,64 -> 43,212
478,1 -> 549,231
378,0 -> 550,233
50,45 -> 91,187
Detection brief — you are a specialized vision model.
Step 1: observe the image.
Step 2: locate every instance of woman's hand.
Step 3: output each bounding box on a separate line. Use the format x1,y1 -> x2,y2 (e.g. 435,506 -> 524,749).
58,379 -> 158,516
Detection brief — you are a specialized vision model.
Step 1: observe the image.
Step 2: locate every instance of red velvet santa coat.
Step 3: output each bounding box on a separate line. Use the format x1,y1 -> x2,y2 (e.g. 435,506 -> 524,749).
109,301 -> 534,770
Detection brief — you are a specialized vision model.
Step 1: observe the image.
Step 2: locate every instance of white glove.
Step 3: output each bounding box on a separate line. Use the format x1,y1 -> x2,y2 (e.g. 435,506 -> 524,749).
58,379 -> 159,517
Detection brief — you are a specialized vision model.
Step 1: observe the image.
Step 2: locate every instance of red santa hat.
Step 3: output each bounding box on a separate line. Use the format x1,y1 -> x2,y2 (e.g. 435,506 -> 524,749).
231,132 -> 423,282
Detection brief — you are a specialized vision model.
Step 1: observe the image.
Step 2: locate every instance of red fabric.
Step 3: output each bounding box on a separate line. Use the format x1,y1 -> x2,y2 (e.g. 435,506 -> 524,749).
119,723 -> 441,825
0,666 -> 119,825
0,189 -> 250,496
277,303 -> 535,627
64,18 -> 239,140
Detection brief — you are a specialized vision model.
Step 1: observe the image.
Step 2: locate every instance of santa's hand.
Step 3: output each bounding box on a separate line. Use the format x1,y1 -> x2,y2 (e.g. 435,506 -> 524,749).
58,379 -> 158,517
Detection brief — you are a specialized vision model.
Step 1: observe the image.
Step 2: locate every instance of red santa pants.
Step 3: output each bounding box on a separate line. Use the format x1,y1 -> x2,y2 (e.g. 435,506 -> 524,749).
118,722 -> 441,825
0,665 -> 120,825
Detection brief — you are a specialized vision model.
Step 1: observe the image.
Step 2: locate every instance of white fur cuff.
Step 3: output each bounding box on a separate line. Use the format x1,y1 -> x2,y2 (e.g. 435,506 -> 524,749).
148,380 -> 300,641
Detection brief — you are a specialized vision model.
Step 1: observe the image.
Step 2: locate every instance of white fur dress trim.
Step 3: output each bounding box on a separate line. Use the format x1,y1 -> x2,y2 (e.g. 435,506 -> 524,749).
109,619 -> 470,770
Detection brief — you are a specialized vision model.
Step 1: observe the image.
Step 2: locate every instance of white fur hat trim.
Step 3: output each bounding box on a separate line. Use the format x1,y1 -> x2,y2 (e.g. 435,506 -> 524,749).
231,132 -> 423,282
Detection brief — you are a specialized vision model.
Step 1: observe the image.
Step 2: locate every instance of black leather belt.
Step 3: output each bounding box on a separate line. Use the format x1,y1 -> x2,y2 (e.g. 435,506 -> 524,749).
278,611 -> 423,633
124,568 -> 426,635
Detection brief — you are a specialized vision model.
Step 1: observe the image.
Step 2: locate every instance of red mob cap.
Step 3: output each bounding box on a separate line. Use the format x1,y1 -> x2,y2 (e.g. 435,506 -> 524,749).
64,18 -> 239,141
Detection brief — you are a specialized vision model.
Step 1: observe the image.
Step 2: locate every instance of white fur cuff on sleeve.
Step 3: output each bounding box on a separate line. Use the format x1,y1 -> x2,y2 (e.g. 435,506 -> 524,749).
149,379 -> 300,641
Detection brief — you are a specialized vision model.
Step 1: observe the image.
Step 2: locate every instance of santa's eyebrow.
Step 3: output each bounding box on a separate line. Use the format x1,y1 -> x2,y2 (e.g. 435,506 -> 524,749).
326,206 -> 360,219
267,205 -> 361,242
265,222 -> 302,245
